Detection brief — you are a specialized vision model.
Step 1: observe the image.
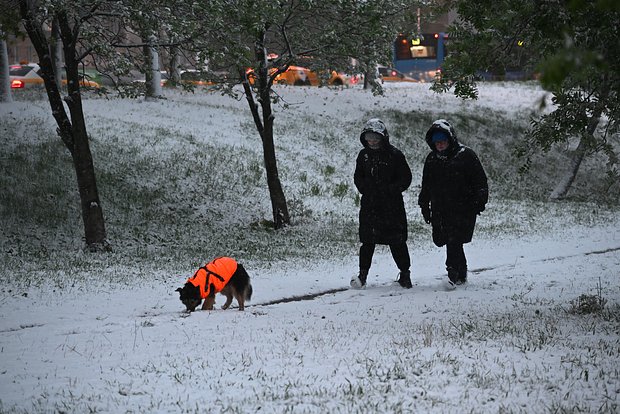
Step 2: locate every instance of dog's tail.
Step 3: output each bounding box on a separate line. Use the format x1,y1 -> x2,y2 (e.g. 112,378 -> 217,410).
235,263 -> 252,302
246,283 -> 253,301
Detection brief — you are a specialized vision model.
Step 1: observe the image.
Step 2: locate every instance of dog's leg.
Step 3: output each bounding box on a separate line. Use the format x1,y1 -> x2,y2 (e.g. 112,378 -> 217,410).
235,292 -> 245,311
202,298 -> 213,310
202,290 -> 216,311
220,285 -> 234,309
202,297 -> 215,310
222,290 -> 233,310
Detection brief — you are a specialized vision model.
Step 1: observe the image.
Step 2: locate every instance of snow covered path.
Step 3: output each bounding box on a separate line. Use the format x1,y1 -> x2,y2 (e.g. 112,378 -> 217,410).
1,223 -> 619,413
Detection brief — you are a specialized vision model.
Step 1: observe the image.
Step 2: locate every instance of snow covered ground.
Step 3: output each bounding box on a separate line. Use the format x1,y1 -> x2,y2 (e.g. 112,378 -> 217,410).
0,82 -> 619,413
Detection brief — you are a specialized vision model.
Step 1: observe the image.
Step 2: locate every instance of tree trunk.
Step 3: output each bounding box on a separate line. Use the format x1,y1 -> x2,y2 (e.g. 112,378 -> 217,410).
258,83 -> 290,229
362,62 -> 380,92
50,19 -> 63,88
549,93 -> 606,200
144,34 -> 162,100
19,2 -> 109,251
549,137 -> 587,200
169,45 -> 181,84
238,32 -> 290,229
61,21 -> 108,250
363,68 -> 372,89
0,36 -> 12,103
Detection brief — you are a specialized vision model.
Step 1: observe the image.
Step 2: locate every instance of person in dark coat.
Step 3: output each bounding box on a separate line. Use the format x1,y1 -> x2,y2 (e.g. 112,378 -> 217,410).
418,119 -> 488,286
351,118 -> 413,289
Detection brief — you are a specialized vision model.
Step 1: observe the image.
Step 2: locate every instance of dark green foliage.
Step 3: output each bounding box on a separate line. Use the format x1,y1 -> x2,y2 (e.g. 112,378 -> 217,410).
434,0 -> 619,198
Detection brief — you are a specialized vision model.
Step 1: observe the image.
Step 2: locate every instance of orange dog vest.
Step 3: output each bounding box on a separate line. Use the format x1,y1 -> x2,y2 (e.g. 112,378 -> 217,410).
187,257 -> 238,299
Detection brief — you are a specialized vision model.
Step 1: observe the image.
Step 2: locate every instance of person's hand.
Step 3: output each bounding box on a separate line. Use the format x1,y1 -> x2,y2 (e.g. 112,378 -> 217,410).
421,206 -> 431,224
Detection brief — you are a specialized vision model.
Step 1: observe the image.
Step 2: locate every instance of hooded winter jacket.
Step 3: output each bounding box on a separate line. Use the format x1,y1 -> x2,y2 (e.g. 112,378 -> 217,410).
354,119 -> 412,245
186,257 -> 238,299
418,119 -> 488,247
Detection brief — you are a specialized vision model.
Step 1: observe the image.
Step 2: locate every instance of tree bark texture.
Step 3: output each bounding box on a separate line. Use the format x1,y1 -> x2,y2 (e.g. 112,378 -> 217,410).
0,37 -> 12,103
19,2 -> 109,250
50,19 -> 63,88
143,34 -> 162,99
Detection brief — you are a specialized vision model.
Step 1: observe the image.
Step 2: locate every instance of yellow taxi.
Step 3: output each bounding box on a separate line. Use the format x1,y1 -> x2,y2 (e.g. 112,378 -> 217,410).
9,64 -> 44,88
274,66 -> 349,86
377,66 -> 417,83
178,69 -> 215,86
62,77 -> 100,89
10,64 -> 100,89
247,66 -> 349,86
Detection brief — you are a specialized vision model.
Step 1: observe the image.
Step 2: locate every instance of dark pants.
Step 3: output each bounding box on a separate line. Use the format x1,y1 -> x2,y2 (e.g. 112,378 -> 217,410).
360,242 -> 410,272
446,242 -> 467,279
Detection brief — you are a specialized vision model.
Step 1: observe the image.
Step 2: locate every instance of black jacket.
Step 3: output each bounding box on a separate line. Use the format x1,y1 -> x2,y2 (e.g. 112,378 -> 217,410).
355,134 -> 412,245
418,124 -> 488,247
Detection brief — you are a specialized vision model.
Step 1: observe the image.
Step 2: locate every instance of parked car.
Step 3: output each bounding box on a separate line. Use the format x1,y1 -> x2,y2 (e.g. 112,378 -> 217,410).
246,65 -> 348,86
179,69 -> 215,86
131,70 -> 169,87
272,65 -> 310,85
275,66 -> 350,86
81,69 -> 115,87
377,66 -> 417,83
10,64 -> 100,89
61,75 -> 101,89
9,64 -> 43,88
159,71 -> 169,86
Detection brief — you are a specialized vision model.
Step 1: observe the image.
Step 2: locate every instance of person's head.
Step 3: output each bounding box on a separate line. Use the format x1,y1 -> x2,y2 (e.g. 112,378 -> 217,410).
431,129 -> 450,151
425,119 -> 456,152
360,118 -> 389,149
364,131 -> 383,149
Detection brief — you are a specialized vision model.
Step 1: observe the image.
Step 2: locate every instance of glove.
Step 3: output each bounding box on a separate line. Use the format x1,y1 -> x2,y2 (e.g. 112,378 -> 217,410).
421,205 -> 431,224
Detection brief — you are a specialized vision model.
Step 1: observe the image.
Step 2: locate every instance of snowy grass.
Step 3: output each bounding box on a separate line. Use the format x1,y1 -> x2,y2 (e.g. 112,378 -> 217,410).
1,83 -> 619,413
1,86 -> 615,288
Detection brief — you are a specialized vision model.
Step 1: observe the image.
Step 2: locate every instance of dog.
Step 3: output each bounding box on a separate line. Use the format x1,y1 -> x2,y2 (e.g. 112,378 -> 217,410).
176,257 -> 253,312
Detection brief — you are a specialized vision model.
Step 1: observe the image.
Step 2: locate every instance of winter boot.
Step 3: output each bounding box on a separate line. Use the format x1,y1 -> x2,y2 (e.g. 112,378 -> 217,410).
447,267 -> 459,288
455,268 -> 468,285
396,270 -> 412,289
350,269 -> 368,289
